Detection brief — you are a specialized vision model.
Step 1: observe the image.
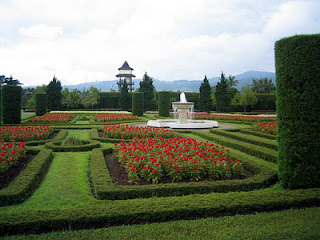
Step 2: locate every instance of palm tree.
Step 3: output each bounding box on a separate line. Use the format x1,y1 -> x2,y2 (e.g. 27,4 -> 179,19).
251,78 -> 275,93
226,75 -> 239,88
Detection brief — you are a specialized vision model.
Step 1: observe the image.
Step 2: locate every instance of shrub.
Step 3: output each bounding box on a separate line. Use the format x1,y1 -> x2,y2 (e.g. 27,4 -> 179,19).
62,136 -> 83,146
132,92 -> 144,116
2,85 -> 21,124
275,34 -> 320,188
35,93 -> 47,116
158,91 -> 170,117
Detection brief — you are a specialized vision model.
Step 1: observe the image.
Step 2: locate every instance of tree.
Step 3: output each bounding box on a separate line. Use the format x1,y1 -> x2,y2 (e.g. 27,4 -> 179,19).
70,89 -> 81,109
119,80 -> 130,111
47,76 -> 62,111
26,85 -> 47,109
139,72 -> 157,110
239,84 -> 258,112
226,75 -> 239,88
82,86 -> 100,109
198,76 -> 212,112
251,78 -> 275,93
215,72 -> 231,112
61,88 -> 72,110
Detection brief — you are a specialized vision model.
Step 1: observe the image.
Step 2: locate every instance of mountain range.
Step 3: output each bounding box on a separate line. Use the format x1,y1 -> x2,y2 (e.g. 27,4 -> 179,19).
60,71 -> 275,92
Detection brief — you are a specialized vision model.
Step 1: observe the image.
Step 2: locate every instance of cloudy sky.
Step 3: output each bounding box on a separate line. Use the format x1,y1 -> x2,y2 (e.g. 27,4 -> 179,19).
0,0 -> 319,86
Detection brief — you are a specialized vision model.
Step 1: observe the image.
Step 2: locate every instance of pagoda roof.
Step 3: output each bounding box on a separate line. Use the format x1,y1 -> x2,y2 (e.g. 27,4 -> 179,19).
118,61 -> 134,70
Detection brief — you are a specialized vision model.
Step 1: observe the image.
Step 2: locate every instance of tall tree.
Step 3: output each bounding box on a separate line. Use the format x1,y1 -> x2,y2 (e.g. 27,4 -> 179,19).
139,72 -> 157,110
251,78 -> 275,93
70,89 -> 81,109
198,76 -> 212,112
215,72 -> 231,112
61,88 -> 72,110
119,80 -> 130,111
46,76 -> 62,111
82,86 -> 100,109
239,84 -> 258,112
226,75 -> 239,88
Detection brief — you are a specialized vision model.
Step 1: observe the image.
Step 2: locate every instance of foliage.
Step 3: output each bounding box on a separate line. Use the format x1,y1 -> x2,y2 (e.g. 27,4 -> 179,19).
239,85 -> 258,112
0,125 -> 53,142
82,86 -> 100,109
275,34 -> 320,188
215,72 -> 231,112
35,93 -> 47,116
158,91 -> 170,117
2,85 -> 21,124
29,113 -> 74,123
226,75 -> 239,88
0,141 -> 26,174
26,85 -> 47,110
119,81 -> 131,111
61,88 -> 72,110
255,122 -> 277,135
115,136 -> 243,183
132,92 -> 144,116
194,113 -> 276,123
69,89 -> 81,109
251,78 -> 275,93
198,76 -> 212,112
138,72 -> 157,110
46,76 -> 62,111
95,114 -> 138,122
62,136 -> 83,146
99,92 -> 121,109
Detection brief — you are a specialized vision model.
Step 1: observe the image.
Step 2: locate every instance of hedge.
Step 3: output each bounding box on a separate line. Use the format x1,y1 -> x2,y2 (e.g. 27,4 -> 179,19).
91,129 -> 120,143
192,131 -> 278,163
132,92 -> 144,116
210,129 -> 278,150
35,93 -> 47,116
254,94 -> 276,111
45,139 -> 100,152
2,85 -> 21,124
89,147 -> 277,200
158,92 -> 170,117
239,128 -> 277,140
26,129 -> 68,146
0,187 -> 319,236
0,148 -> 53,206
275,34 -> 320,188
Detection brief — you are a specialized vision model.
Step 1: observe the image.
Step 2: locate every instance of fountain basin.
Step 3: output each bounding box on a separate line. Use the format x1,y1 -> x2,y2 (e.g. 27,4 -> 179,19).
147,119 -> 219,129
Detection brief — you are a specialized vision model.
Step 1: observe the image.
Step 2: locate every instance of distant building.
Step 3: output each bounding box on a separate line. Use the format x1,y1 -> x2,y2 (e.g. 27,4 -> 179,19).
116,61 -> 135,92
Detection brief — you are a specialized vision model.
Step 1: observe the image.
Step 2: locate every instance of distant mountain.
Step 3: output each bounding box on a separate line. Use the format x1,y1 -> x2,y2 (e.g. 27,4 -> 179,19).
27,71 -> 275,92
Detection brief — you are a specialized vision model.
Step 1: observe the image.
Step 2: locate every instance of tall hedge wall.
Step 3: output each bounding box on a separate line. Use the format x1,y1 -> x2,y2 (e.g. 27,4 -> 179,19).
132,92 -> 144,116
2,85 -> 21,124
254,94 -> 276,111
35,93 -> 47,116
158,91 -> 170,117
100,92 -> 132,109
275,34 -> 320,189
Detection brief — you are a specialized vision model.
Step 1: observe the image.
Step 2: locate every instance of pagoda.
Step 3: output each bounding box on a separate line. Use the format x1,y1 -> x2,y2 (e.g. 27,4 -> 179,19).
116,61 -> 135,92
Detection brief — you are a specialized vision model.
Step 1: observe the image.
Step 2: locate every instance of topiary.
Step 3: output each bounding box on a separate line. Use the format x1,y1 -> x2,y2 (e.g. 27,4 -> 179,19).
35,93 -> 47,116
132,92 -> 144,116
61,136 -> 83,146
158,91 -> 170,117
2,85 -> 21,124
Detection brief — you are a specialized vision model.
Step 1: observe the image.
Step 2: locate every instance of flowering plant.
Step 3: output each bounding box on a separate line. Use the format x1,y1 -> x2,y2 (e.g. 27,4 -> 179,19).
104,124 -> 176,139
0,125 -> 53,142
194,113 -> 276,123
96,114 -> 138,122
255,122 -> 277,135
29,113 -> 74,123
0,141 -> 26,173
114,137 -> 243,183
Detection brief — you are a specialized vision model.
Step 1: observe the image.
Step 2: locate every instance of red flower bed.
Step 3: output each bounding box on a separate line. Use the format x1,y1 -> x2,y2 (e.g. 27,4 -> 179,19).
255,122 -> 277,135
194,113 -> 276,122
96,114 -> 138,122
104,124 -> 176,139
0,125 -> 53,142
0,141 -> 26,174
114,137 -> 243,183
29,113 -> 74,123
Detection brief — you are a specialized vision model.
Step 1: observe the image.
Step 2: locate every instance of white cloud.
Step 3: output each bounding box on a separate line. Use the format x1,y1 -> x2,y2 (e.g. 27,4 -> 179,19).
0,0 -> 319,86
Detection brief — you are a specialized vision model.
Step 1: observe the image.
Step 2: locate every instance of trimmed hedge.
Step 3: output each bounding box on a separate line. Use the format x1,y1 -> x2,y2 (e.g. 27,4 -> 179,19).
210,129 -> 278,150
132,92 -> 144,116
0,188 -> 319,236
35,93 -> 47,116
192,131 -> 278,163
45,139 -> 100,152
2,85 -> 21,124
0,148 -> 53,206
254,94 -> 276,111
158,91 -> 170,117
275,34 -> 320,188
90,147 -> 277,200
91,129 -> 120,143
239,128 -> 277,140
26,129 -> 68,146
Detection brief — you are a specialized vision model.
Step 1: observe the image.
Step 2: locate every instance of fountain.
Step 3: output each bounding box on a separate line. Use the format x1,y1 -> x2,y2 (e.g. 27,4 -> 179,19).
147,92 -> 219,129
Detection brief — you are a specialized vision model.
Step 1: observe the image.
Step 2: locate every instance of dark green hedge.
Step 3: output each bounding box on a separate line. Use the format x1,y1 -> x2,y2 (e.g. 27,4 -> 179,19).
254,94 -> 276,111
0,148 -> 53,206
2,85 -> 21,124
90,147 -> 277,200
193,131 -> 278,163
132,92 -> 144,116
100,92 -> 133,109
239,128 -> 277,140
35,93 -> 47,116
26,129 -> 68,146
45,139 -> 100,152
158,91 -> 170,117
275,34 -> 320,188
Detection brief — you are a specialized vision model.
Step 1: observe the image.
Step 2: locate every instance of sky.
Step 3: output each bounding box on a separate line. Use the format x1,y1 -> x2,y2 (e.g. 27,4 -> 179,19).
0,0 -> 319,86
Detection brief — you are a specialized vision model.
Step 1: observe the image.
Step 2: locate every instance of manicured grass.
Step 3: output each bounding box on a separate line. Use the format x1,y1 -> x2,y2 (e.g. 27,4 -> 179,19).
3,207 -> 320,240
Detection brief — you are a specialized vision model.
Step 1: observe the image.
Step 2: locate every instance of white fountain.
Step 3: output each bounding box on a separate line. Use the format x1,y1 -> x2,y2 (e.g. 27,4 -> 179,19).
147,92 -> 219,129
